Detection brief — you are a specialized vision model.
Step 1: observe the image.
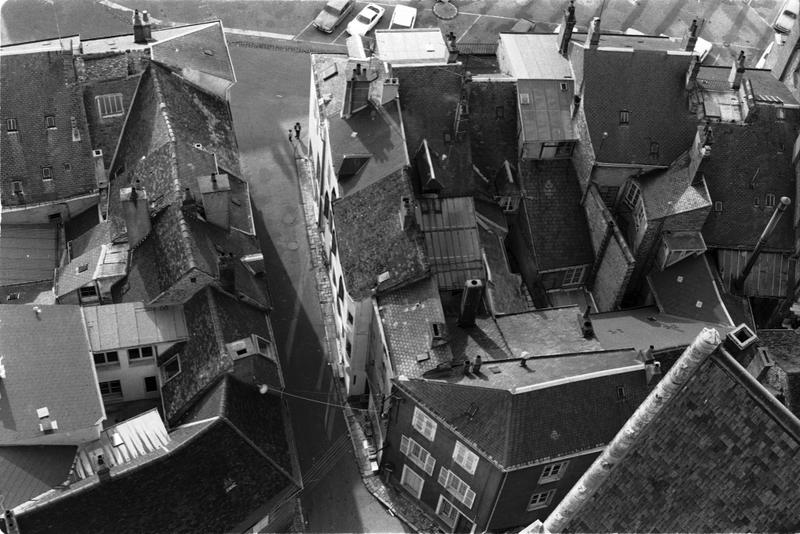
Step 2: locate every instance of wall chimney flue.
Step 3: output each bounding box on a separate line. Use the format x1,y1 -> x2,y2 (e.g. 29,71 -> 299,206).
141,10 -> 152,41
458,279 -> 484,327
729,51 -> 746,90
586,17 -> 601,48
557,0 -> 576,56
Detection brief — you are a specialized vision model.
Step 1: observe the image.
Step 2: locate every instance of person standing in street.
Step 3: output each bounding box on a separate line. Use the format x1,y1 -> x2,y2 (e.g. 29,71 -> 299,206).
294,122 -> 302,140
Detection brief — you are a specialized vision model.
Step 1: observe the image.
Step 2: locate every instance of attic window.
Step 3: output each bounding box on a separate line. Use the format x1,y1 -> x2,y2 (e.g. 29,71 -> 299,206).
765,193 -> 776,207
64,163 -> 71,172
519,93 -> 531,105
42,166 -> 53,181
649,141 -> 660,158
714,201 -> 723,212
616,386 -> 627,402
619,110 -> 630,125
12,181 -> 23,195
753,196 -> 760,207
96,93 -> 124,118
6,118 -> 18,132
45,115 -> 56,129
77,263 -> 89,273
162,355 -> 181,382
560,82 -> 568,92
6,292 -> 20,301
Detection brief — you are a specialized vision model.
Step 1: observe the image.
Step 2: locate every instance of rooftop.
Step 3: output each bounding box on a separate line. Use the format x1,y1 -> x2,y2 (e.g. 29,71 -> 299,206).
334,168 -> 429,300
81,302 -> 188,352
495,306 -> 603,357
647,254 -> 734,327
0,446 -> 76,509
0,224 -> 58,286
696,66 -> 800,107
517,78 -> 577,143
498,33 -> 573,79
0,305 -> 105,445
478,223 -> 529,316
0,280 -> 55,305
636,150 -> 712,220
374,29 -> 449,65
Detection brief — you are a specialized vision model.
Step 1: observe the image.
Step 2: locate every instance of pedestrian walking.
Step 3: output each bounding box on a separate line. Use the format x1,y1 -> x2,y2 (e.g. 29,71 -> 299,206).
294,122 -> 302,140
288,129 -> 294,143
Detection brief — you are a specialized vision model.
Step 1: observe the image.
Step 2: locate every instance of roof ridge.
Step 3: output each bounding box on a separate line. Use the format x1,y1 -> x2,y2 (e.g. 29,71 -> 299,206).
204,287 -> 228,358
218,414 -> 298,485
501,394 -> 515,467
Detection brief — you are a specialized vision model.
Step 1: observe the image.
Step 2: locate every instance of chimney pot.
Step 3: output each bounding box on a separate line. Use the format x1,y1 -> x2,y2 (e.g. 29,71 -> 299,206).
729,51 -> 746,90
586,17 -> 601,48
473,355 -> 482,374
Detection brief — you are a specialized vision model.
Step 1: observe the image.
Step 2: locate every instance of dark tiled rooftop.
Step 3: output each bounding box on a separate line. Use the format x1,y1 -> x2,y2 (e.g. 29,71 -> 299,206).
334,168 -> 429,300
0,224 -> 58,285
636,150 -> 711,220
151,22 -> 236,84
758,329 -> 800,372
495,306 -> 603,357
0,280 -> 55,305
82,75 -> 142,168
468,78 -> 518,179
0,446 -> 76,508
478,225 -> 529,316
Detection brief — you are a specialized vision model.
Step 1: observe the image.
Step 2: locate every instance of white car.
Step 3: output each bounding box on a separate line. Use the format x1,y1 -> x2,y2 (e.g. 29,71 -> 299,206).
346,3 -> 385,36
774,0 -> 800,34
389,5 -> 417,29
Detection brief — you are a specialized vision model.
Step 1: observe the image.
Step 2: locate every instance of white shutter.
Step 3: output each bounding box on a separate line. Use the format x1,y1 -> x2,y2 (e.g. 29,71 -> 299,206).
464,487 -> 476,509
400,435 -> 410,456
438,467 -> 448,487
424,453 -> 435,476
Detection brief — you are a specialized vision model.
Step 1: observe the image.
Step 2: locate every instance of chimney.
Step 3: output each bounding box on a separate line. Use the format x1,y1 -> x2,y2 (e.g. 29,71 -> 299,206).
133,10 -> 146,44
682,19 -> 698,53
217,253 -> 236,293
685,55 -> 701,89
735,197 -> 792,291
463,359 -> 472,375
688,125 -> 713,182
93,149 -> 107,188
399,196 -> 416,230
458,279 -> 484,327
141,10 -> 152,42
557,0 -> 576,56
4,510 -> 20,534
446,32 -> 459,63
96,454 -> 111,483
729,51 -> 746,90
586,17 -> 601,48
579,305 -> 594,339
121,183 -> 151,248
472,354 -> 482,374
197,172 -> 231,230
182,187 -> 198,219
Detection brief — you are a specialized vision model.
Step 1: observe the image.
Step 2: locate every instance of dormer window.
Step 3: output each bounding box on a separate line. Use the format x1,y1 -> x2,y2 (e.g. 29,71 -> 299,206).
45,115 -> 56,129
765,193 -> 776,208
162,355 -> 181,382
42,166 -> 53,181
649,141 -> 660,158
225,334 -> 275,362
619,110 -> 630,125
6,118 -> 18,132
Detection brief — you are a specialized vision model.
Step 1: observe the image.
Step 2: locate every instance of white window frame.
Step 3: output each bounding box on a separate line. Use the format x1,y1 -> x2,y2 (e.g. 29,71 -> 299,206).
412,406 -> 437,442
42,166 -> 53,181
452,441 -> 479,475
401,435 -> 436,475
44,115 -> 56,129
765,193 -> 776,207
96,93 -> 124,118
6,118 -> 18,132
98,379 -> 123,398
436,495 -> 460,528
538,461 -> 569,484
527,489 -> 556,511
496,196 -> 519,213
561,265 -> 586,287
11,181 -> 23,195
162,355 -> 182,383
438,467 -> 476,508
624,182 -> 640,209
400,464 -> 425,499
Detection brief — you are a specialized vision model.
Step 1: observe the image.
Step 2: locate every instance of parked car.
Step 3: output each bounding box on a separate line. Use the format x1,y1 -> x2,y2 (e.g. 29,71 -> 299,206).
346,3 -> 385,36
774,0 -> 799,34
389,5 -> 417,29
313,0 -> 355,33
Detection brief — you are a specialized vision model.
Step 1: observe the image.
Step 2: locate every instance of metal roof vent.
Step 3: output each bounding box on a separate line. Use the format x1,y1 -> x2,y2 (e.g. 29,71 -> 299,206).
39,419 -> 59,433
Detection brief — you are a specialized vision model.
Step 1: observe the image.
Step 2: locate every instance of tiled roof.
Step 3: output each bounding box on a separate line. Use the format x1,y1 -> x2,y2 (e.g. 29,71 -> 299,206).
0,280 -> 55,305
0,446 -> 76,508
0,305 -> 104,445
82,75 -> 143,168
334,168 -> 429,300
0,224 -> 58,285
546,332 -> 800,533
418,196 -> 484,291
54,244 -> 103,297
479,224 -> 529,316
518,159 -> 594,271
14,414 -> 296,534
378,276 -> 452,378
571,43 -> 697,165
445,315 -> 512,363
699,118 -> 797,250
397,357 -> 647,469
468,78 -> 518,179
636,150 -> 712,220
395,64 -> 482,197
0,51 -> 96,207
647,254 -> 734,326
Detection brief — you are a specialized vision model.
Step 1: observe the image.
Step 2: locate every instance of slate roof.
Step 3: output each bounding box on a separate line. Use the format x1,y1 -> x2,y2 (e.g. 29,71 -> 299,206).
397,356 -> 646,470
468,78 -> 518,179
757,329 -> 800,374
334,168 -> 429,300
0,51 -> 96,207
517,78 -> 577,143
395,64 -> 482,197
378,276 -> 452,378
498,33 -> 572,79
517,159 -> 594,271
479,224 -> 529,316
0,446 -> 76,509
0,305 -> 105,445
0,224 -> 58,285
696,66 -> 800,106
546,331 -> 800,533
495,307 -> 603,356
82,75 -> 143,168
570,42 -> 697,165
699,117 -> 798,250
647,254 -> 734,326
0,280 -> 55,305
54,245 -> 103,297
636,150 -> 712,220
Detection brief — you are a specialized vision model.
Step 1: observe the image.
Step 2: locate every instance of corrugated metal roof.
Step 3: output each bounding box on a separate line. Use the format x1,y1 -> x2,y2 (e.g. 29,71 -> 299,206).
518,79 -> 577,142
417,196 -> 484,290
82,302 -> 188,351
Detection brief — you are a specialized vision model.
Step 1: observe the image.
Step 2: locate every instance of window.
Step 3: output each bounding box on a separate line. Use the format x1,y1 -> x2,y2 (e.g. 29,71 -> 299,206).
527,489 -> 556,511
255,335 -> 271,355
412,406 -> 437,441
520,93 -> 531,105
345,339 -> 352,357
400,464 -> 425,499
765,193 -> 776,207
497,196 -> 519,213
438,467 -> 476,508
616,385 -> 627,401
128,346 -> 155,361
624,182 -> 640,209
98,380 -> 122,397
331,228 -> 337,256
560,82 -> 568,92
649,141 -> 660,158
562,265 -> 585,287
144,376 -> 158,392
495,105 -> 504,119
436,495 -> 460,528
163,355 -> 181,382
347,311 -> 354,325
539,461 -> 568,484
714,201 -> 723,212
45,115 -> 56,129
96,94 -> 124,118
79,285 -> 97,298
11,181 -> 23,195
453,441 -> 479,475
64,163 -> 71,172
42,166 -> 53,181
401,435 -> 436,475
93,351 -> 119,366
6,118 -> 18,132
753,196 -> 760,207
633,200 -> 646,231
619,110 -> 630,124
540,141 -> 574,159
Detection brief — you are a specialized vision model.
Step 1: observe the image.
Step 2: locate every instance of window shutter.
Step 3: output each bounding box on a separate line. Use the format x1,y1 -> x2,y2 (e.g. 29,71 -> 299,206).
438,467 -> 448,487
464,487 -> 476,509
424,454 -> 435,476
400,435 -> 409,455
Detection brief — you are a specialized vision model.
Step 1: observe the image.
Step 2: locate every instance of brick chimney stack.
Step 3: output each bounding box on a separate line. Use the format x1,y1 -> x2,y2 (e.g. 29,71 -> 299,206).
133,10 -> 146,44
586,17 -> 601,48
729,51 -> 746,90
141,10 -> 153,42
557,0 -> 576,56
682,19 -> 698,53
